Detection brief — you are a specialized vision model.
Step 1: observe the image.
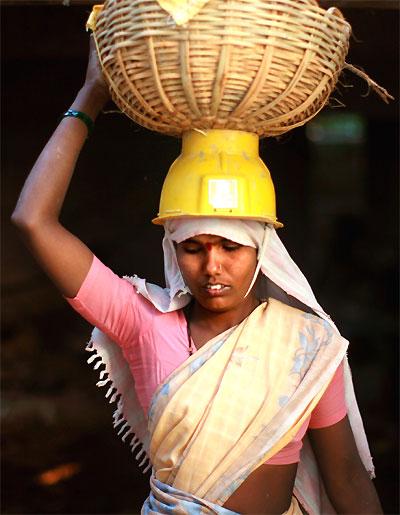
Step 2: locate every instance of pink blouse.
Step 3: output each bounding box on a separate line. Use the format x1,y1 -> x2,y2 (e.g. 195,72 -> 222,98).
66,255 -> 347,465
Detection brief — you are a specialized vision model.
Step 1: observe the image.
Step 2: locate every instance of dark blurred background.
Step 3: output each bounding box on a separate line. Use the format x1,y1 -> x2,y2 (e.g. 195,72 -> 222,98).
1,1 -> 399,514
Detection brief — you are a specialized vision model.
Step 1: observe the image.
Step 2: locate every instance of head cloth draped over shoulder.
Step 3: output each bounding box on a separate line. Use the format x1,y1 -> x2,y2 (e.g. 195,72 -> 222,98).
137,217 -> 334,330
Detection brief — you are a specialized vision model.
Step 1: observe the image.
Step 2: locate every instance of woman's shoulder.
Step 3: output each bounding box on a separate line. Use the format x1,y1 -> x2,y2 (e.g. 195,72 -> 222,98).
67,255 -> 183,342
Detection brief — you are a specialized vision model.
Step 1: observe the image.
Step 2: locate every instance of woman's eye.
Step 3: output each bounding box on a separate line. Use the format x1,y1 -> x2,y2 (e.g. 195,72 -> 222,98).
183,246 -> 201,254
223,244 -> 240,252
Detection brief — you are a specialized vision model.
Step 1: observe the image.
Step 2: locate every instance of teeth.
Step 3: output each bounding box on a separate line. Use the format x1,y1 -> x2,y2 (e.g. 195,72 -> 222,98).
207,284 -> 223,290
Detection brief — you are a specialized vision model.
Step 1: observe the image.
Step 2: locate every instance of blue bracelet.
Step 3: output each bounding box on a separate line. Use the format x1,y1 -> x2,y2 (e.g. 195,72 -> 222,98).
63,109 -> 94,137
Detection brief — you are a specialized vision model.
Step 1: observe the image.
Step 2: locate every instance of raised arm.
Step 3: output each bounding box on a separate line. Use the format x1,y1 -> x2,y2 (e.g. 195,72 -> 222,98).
11,36 -> 110,298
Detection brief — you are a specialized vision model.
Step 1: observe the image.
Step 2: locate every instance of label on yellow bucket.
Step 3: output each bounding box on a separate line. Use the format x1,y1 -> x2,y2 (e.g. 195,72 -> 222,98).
208,179 -> 239,209
157,0 -> 210,25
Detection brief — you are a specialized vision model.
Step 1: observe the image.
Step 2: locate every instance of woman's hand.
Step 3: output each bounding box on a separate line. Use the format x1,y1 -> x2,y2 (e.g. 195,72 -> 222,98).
83,34 -> 110,108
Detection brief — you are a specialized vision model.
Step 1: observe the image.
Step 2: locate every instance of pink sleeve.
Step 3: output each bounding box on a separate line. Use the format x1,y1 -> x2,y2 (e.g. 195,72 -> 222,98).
65,255 -> 153,347
308,361 -> 347,429
266,361 -> 347,465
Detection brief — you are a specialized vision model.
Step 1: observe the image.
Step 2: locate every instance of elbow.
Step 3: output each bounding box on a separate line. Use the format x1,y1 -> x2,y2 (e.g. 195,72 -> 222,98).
11,207 -> 26,229
11,207 -> 46,235
11,208 -> 33,232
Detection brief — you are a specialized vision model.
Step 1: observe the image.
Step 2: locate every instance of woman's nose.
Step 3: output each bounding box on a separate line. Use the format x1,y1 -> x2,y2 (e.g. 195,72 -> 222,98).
204,248 -> 222,275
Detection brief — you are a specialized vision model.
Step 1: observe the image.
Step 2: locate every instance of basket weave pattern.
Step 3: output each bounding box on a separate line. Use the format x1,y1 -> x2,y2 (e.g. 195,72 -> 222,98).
94,0 -> 351,137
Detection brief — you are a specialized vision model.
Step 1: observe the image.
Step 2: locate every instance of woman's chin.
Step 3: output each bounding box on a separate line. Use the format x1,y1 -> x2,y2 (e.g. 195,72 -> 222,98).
194,292 -> 246,314
198,299 -> 230,313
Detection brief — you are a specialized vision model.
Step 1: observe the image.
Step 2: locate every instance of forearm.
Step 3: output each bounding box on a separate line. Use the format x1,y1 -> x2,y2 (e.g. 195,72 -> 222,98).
11,82 -> 108,229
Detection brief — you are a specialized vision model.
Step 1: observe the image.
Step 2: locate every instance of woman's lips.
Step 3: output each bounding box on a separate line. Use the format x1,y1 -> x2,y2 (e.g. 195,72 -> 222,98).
202,283 -> 230,297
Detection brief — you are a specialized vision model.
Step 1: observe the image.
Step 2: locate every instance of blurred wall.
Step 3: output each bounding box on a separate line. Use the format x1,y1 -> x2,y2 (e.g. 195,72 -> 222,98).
2,4 -> 398,514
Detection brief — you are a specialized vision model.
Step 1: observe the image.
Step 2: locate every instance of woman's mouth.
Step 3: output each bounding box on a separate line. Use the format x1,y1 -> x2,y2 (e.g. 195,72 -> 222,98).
203,283 -> 230,296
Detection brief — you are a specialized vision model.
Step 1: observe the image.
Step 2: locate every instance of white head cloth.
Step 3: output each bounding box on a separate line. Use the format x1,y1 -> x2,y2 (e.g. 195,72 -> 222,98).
133,217 -> 334,328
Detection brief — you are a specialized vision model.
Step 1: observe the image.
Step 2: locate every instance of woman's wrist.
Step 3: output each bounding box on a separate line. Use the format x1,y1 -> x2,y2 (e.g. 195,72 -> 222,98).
69,81 -> 110,122
83,78 -> 110,106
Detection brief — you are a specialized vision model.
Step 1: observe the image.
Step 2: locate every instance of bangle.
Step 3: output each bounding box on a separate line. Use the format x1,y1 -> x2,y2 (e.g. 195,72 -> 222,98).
62,109 -> 94,137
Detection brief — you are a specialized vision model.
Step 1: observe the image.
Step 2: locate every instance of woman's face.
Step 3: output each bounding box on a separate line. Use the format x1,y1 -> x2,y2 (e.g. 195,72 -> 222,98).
175,234 -> 258,313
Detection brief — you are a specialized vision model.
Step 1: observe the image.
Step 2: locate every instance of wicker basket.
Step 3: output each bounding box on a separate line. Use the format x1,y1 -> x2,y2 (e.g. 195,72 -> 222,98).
92,0 -> 352,137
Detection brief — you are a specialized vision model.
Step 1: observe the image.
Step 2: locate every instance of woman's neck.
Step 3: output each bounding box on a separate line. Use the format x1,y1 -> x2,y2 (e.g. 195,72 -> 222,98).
190,296 -> 260,335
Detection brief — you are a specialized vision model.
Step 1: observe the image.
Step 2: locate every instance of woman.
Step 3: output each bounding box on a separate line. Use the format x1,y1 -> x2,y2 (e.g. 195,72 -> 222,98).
12,37 -> 383,515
